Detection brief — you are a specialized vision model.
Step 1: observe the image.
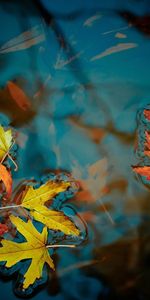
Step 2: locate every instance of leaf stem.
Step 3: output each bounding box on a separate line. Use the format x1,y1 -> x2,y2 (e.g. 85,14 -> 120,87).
7,153 -> 18,171
0,204 -> 21,210
99,199 -> 115,225
46,244 -> 76,249
0,141 -> 18,171
0,152 -> 8,165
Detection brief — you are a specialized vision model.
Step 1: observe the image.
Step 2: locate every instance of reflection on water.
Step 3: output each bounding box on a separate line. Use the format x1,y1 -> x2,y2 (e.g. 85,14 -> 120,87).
0,0 -> 150,299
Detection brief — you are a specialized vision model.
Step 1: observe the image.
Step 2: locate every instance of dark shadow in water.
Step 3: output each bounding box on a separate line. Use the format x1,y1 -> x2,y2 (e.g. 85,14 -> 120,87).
119,10 -> 150,36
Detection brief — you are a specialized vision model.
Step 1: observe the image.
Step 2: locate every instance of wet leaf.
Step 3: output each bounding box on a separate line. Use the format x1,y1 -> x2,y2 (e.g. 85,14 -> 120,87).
132,166 -> 150,180
0,164 -> 12,198
144,131 -> 150,156
0,125 -> 13,161
7,81 -> 31,111
0,215 -> 54,289
132,108 -> 150,184
0,223 -> 8,235
14,180 -> 79,236
144,109 -> 150,121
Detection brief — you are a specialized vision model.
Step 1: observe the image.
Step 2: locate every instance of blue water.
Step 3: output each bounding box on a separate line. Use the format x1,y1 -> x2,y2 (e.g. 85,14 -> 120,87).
0,0 -> 150,299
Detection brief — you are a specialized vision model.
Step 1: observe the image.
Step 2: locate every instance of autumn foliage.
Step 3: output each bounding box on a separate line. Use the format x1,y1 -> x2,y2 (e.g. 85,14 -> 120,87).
133,108 -> 150,182
0,125 -> 80,294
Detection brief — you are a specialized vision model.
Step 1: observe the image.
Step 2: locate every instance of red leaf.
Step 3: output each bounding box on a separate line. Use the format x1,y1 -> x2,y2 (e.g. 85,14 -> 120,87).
0,223 -> 8,235
7,81 -> 31,111
144,150 -> 150,156
144,109 -> 150,121
0,164 -> 12,198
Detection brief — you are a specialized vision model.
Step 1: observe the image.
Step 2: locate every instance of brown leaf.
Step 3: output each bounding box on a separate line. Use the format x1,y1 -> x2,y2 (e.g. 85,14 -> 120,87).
0,223 -> 8,235
7,81 -> 31,111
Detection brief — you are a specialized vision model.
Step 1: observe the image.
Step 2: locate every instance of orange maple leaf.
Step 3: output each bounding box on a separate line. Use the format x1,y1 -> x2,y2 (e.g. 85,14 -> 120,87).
0,164 -> 12,198
132,166 -> 150,181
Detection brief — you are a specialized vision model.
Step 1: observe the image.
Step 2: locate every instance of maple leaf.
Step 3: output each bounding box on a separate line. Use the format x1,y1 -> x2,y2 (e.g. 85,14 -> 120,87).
144,131 -> 150,156
132,166 -> 150,180
0,215 -> 54,289
0,125 -> 13,161
14,180 -> 79,236
0,164 -> 12,198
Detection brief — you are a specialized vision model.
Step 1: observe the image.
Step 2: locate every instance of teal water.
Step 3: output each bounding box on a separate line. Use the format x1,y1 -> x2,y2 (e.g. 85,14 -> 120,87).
0,0 -> 150,299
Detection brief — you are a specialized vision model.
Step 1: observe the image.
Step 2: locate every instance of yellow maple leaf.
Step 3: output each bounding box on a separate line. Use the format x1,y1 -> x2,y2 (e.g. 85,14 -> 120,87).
17,180 -> 79,236
0,215 -> 54,289
0,125 -> 13,160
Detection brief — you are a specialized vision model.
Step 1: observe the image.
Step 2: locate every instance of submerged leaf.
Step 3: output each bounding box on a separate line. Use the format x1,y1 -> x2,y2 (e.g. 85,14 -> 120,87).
0,215 -> 54,289
7,81 -> 31,111
0,25 -> 45,54
90,43 -> 138,61
72,158 -> 107,202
